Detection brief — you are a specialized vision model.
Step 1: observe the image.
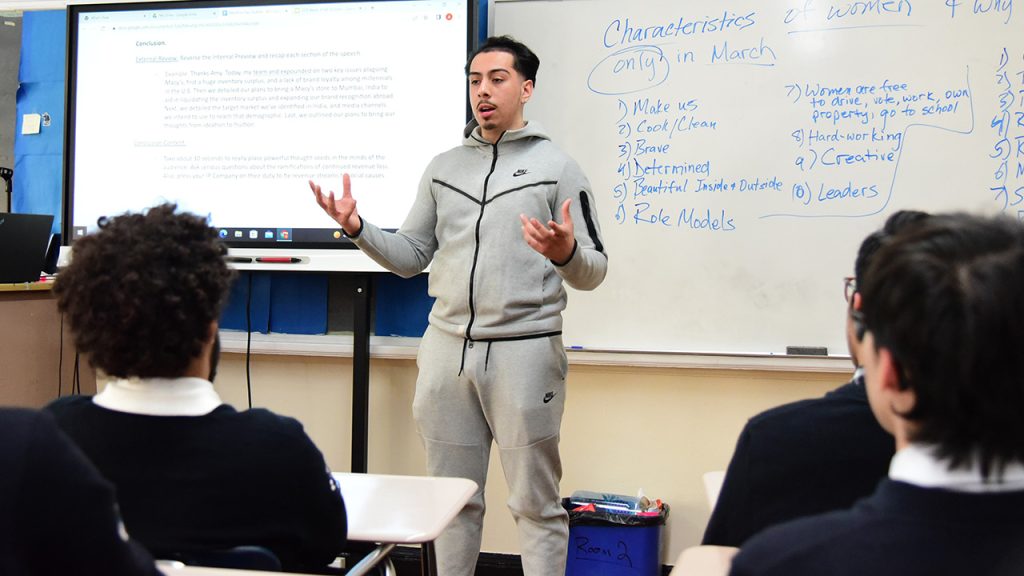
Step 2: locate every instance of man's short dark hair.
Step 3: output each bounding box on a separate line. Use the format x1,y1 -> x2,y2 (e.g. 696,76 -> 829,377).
854,210 -> 930,286
54,204 -> 235,379
859,212 -> 1024,478
465,35 -> 540,85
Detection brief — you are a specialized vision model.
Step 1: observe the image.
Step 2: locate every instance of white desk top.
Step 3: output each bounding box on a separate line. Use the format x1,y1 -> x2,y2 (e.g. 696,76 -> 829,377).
669,546 -> 738,576
333,472 -> 477,544
702,471 -> 726,511
159,566 -> 320,576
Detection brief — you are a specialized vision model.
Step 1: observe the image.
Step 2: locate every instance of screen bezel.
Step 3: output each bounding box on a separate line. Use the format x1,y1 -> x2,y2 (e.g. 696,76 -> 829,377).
62,0 -> 478,250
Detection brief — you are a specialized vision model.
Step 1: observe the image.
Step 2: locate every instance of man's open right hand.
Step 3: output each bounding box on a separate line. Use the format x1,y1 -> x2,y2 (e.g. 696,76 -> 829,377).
310,173 -> 361,236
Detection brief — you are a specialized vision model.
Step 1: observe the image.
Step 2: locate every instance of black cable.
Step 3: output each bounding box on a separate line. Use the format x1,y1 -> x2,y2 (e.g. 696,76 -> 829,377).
0,167 -> 12,213
58,312 -> 64,398
246,271 -> 253,409
73,352 -> 81,394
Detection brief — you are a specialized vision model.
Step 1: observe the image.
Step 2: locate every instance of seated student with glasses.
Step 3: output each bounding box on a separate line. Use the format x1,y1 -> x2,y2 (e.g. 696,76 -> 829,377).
731,212 -> 1024,576
702,210 -> 928,547
45,205 -> 346,573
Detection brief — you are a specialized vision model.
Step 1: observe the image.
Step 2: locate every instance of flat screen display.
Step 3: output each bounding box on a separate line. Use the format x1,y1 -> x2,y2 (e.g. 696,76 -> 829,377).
65,0 -> 474,250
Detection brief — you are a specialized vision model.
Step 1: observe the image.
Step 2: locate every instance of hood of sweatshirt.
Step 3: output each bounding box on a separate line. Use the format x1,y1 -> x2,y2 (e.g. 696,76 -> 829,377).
462,119 -> 552,147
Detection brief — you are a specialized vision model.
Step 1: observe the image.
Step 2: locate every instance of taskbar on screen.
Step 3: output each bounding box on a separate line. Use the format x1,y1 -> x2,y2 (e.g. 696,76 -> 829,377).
218,226 -> 357,249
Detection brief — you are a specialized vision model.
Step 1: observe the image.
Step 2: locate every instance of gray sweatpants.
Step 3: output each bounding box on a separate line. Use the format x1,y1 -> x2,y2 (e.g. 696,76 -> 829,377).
413,325 -> 569,576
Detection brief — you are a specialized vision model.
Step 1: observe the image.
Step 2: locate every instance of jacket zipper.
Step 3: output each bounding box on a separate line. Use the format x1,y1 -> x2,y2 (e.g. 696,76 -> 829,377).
465,134 -> 503,341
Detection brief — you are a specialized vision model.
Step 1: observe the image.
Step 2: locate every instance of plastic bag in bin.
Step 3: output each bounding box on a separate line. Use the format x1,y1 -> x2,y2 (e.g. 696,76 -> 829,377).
562,494 -> 669,526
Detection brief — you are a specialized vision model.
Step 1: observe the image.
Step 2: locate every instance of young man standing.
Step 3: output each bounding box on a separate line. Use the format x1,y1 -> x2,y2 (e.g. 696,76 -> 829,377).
730,213 -> 1024,576
311,36 -> 607,576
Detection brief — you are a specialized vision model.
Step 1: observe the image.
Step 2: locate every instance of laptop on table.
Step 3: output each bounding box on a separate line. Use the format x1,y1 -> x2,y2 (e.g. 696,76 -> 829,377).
0,213 -> 54,284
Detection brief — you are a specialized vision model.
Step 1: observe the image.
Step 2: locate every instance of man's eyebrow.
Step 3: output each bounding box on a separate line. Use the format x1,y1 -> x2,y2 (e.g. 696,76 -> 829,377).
468,68 -> 511,76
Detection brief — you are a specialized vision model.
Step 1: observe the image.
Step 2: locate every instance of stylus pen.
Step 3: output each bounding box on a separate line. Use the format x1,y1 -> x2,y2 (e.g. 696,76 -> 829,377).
255,257 -> 302,263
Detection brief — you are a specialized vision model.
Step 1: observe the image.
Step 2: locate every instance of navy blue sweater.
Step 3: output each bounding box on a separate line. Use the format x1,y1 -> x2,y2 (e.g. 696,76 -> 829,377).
703,379 -> 894,546
0,408 -> 159,576
46,397 -> 346,572
731,479 -> 1024,576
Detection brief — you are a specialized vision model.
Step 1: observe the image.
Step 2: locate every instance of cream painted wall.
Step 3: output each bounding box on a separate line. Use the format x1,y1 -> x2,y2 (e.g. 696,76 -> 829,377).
214,352 -> 849,565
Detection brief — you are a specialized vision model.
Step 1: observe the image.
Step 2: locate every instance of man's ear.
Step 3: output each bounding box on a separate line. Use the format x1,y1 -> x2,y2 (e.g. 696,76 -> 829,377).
521,78 -> 534,104
852,291 -> 862,311
206,321 -> 219,344
878,346 -> 916,413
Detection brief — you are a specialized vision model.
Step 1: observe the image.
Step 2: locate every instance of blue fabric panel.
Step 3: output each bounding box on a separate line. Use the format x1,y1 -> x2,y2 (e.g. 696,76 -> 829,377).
12,154 -> 62,234
13,82 -> 64,155
374,273 -> 433,337
20,11 -> 66,83
269,274 -> 328,335
220,272 -> 272,334
14,11 -> 66,235
478,0 -> 488,42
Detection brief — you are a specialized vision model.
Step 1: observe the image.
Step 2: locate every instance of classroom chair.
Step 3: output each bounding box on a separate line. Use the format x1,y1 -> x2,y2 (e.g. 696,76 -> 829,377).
341,545 -> 397,576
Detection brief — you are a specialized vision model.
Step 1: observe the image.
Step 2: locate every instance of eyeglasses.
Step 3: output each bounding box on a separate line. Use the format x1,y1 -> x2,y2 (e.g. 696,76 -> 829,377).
843,276 -> 857,303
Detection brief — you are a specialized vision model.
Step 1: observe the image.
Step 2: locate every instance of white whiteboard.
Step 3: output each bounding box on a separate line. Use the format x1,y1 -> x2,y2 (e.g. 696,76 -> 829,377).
496,0 -> 1023,355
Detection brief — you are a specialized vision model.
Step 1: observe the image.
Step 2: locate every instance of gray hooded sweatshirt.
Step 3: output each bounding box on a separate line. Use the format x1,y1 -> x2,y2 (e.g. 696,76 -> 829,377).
351,120 -> 607,341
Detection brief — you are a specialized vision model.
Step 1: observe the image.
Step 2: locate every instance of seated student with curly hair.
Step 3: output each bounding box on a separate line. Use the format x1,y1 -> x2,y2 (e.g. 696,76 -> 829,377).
47,204 -> 346,572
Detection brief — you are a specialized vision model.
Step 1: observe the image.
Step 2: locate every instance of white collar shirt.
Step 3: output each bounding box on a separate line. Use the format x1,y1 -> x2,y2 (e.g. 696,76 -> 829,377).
889,443 -> 1024,493
92,377 -> 223,417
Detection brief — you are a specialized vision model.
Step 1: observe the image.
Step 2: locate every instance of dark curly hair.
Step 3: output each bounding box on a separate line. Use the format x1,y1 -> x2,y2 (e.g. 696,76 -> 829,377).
54,204 -> 235,378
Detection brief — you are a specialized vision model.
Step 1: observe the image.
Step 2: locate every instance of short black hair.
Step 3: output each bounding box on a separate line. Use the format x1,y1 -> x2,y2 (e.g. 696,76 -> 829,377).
859,212 -> 1024,478
854,210 -> 930,286
54,204 -> 235,378
465,35 -> 540,86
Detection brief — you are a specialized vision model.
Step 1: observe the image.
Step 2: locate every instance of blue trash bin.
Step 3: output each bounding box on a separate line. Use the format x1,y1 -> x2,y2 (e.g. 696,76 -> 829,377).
563,497 -> 669,576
